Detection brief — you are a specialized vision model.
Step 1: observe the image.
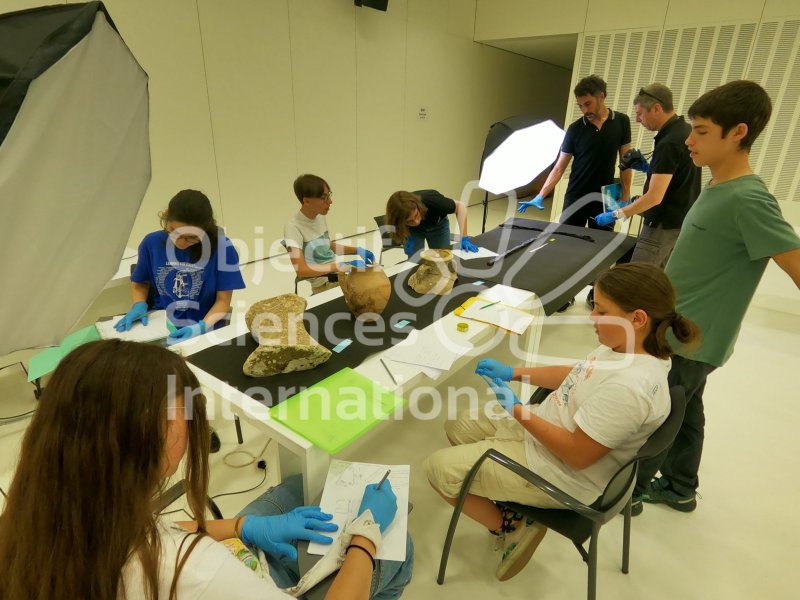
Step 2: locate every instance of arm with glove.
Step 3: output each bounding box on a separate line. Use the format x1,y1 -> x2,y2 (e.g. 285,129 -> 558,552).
453,200 -> 479,253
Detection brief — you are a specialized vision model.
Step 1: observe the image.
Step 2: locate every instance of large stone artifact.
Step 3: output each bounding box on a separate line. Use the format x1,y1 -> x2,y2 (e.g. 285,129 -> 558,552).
338,266 -> 391,322
243,294 -> 331,377
408,249 -> 457,295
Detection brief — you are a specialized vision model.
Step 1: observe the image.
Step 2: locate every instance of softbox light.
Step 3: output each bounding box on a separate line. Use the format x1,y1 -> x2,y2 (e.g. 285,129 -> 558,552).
479,119 -> 564,195
0,2 -> 150,356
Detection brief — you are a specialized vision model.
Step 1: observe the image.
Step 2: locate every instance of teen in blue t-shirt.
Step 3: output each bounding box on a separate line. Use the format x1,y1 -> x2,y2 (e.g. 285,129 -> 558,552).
115,189 -> 245,345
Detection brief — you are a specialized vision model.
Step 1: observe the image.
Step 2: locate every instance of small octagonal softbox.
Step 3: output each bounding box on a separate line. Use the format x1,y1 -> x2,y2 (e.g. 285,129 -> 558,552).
0,2 -> 150,356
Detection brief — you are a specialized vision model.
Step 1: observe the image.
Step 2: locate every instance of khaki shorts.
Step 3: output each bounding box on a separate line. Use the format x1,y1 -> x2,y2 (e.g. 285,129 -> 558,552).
311,280 -> 340,295
424,402 -> 564,508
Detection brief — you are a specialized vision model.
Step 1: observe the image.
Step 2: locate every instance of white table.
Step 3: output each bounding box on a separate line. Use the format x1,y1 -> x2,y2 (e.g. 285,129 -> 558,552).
175,262 -> 544,502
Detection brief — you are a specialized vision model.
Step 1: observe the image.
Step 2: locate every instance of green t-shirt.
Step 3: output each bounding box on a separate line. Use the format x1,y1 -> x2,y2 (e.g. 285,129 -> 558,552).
666,175 -> 800,367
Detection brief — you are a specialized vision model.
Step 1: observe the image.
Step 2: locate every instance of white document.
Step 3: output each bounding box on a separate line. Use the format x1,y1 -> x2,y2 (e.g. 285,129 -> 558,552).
309,460 -> 410,561
384,329 -> 472,371
387,358 -> 445,380
451,246 -> 498,260
461,299 -> 534,335
478,284 -> 534,307
95,310 -> 171,343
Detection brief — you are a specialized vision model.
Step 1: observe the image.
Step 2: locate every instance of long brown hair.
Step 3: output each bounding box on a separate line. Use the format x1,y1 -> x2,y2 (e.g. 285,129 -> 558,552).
595,263 -> 700,359
385,190 -> 427,243
159,189 -> 219,262
0,340 -> 210,600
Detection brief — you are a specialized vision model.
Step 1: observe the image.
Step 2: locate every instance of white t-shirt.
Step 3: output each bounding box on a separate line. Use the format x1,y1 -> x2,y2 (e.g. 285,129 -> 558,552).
284,212 -> 336,289
121,521 -> 293,599
524,345 -> 671,504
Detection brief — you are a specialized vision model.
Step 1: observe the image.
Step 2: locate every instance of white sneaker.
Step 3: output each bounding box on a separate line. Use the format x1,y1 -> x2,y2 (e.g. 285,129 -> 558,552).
495,521 -> 547,581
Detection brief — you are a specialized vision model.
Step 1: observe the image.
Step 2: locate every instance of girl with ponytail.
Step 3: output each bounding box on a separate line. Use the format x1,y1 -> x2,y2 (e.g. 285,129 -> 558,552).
425,263 -> 698,581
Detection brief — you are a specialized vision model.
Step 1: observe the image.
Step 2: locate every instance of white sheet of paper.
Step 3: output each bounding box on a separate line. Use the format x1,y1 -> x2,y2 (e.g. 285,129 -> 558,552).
387,358 -> 445,380
451,246 -> 498,260
95,310 -> 171,343
308,460 -> 410,561
478,284 -> 534,307
384,329 -> 472,371
460,300 -> 534,335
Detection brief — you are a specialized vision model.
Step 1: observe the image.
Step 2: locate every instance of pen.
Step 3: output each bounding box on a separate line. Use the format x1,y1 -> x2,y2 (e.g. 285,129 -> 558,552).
479,300 -> 500,310
377,469 -> 391,490
380,357 -> 398,385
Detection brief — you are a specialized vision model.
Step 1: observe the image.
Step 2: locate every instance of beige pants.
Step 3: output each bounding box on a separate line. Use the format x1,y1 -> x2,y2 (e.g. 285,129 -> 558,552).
311,281 -> 340,295
424,403 -> 564,508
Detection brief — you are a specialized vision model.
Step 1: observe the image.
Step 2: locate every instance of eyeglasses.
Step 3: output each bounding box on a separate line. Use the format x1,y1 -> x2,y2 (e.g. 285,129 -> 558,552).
319,191 -> 333,201
638,87 -> 665,105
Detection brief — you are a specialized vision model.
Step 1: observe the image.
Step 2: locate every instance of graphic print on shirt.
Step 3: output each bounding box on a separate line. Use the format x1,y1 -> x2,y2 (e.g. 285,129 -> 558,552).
304,233 -> 335,264
155,262 -> 204,310
559,355 -> 597,406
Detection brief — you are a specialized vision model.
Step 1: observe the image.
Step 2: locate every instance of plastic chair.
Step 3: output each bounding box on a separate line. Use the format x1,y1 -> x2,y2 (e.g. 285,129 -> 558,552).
437,385 -> 687,600
373,214 -> 406,265
279,240 -> 337,294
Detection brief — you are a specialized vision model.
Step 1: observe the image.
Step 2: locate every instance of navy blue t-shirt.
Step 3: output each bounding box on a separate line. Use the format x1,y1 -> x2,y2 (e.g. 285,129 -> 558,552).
132,230 -> 245,327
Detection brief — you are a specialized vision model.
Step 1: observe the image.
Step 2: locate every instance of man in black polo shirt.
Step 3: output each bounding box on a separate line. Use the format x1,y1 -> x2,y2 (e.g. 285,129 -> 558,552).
518,74 -> 632,232
595,83 -> 701,266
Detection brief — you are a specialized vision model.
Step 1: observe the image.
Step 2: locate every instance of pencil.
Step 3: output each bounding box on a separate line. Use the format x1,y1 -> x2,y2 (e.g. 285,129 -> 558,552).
377,469 -> 391,490
380,357 -> 398,385
479,300 -> 500,310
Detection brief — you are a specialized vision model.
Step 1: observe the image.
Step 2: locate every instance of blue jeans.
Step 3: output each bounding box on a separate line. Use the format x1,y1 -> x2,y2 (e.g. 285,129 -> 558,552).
237,474 -> 414,599
406,218 -> 451,257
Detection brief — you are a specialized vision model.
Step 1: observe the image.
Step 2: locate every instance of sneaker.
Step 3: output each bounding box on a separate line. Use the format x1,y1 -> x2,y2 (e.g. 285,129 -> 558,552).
585,288 -> 595,310
210,428 -> 221,454
496,521 -> 547,581
555,297 -> 575,313
642,477 -> 696,512
619,495 -> 643,517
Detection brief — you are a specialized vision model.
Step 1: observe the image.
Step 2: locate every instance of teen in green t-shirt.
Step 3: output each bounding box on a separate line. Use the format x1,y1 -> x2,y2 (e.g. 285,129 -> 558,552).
634,81 -> 800,515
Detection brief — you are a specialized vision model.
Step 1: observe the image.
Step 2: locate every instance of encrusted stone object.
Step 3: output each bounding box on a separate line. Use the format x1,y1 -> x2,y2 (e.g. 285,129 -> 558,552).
337,265 -> 391,322
408,249 -> 457,295
243,294 -> 331,377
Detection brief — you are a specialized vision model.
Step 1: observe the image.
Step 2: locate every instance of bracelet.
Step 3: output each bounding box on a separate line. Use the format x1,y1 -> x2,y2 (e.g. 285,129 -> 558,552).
346,544 -> 376,570
234,515 -> 247,540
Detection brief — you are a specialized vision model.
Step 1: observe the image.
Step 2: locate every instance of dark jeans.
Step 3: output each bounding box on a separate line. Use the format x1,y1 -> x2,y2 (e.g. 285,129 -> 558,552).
561,196 -> 614,231
635,355 -> 717,497
236,474 -> 414,599
406,218 -> 451,257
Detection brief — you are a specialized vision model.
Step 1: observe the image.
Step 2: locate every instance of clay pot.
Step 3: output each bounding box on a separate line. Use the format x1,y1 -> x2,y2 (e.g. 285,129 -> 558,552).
337,266 -> 391,322
408,248 -> 457,295
243,293 -> 331,377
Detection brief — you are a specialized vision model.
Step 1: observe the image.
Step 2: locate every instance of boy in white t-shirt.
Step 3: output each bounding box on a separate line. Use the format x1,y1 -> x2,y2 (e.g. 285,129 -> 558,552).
284,174 -> 375,294
425,263 -> 699,582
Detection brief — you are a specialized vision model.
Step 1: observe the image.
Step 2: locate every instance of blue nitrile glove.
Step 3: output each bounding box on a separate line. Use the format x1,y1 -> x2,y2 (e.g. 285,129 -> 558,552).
357,480 -> 397,533
403,238 -> 415,256
594,211 -> 617,227
340,259 -> 366,270
356,247 -> 375,265
240,506 -> 339,561
517,194 -> 545,213
460,236 -> 479,253
114,301 -> 149,332
166,320 -> 207,346
475,358 -> 514,382
633,156 -> 649,173
483,376 -> 522,414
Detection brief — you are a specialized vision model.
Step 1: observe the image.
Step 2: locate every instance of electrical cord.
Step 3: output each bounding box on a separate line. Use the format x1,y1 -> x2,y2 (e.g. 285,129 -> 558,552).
223,438 -> 272,469
210,467 -> 269,502
0,409 -> 36,422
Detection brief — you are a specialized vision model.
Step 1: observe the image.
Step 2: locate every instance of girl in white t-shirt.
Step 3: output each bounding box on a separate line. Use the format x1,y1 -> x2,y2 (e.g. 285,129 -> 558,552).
425,262 -> 699,582
0,340 -> 411,600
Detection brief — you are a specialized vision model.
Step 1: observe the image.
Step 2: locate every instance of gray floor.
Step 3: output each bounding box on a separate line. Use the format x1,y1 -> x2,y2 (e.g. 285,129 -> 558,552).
2,199 -> 799,599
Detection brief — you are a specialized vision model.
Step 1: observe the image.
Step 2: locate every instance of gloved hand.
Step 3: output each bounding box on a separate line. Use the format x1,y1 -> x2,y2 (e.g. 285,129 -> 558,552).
357,481 -> 397,533
166,320 -> 207,346
483,375 -> 522,414
459,236 -> 479,253
114,301 -> 149,332
340,259 -> 366,270
240,506 -> 339,561
475,358 -> 514,382
594,211 -> 617,227
356,247 -> 375,266
517,194 -> 545,213
632,157 -> 649,173
403,238 -> 416,256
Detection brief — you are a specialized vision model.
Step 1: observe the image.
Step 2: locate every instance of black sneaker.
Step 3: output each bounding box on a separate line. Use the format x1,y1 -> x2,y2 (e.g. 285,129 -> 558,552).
642,477 -> 697,512
210,428 -> 221,454
555,297 -> 575,313
620,495 -> 643,516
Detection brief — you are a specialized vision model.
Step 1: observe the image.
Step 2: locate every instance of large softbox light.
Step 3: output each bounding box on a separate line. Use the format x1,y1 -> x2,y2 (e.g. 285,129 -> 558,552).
0,2 -> 150,356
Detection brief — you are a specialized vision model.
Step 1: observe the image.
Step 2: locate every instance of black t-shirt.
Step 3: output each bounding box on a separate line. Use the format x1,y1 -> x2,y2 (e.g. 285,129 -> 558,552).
641,115 -> 701,229
414,189 -> 456,229
562,109 -> 631,202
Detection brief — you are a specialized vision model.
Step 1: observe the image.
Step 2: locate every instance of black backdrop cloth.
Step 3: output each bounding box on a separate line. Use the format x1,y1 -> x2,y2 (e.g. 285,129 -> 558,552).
188,218 -> 635,406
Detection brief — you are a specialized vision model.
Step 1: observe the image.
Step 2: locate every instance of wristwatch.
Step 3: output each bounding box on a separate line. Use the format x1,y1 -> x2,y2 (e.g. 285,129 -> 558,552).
613,208 -> 630,222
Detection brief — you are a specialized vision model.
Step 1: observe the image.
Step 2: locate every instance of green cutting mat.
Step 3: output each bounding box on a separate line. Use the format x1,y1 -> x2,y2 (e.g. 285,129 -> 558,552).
270,367 -> 406,454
